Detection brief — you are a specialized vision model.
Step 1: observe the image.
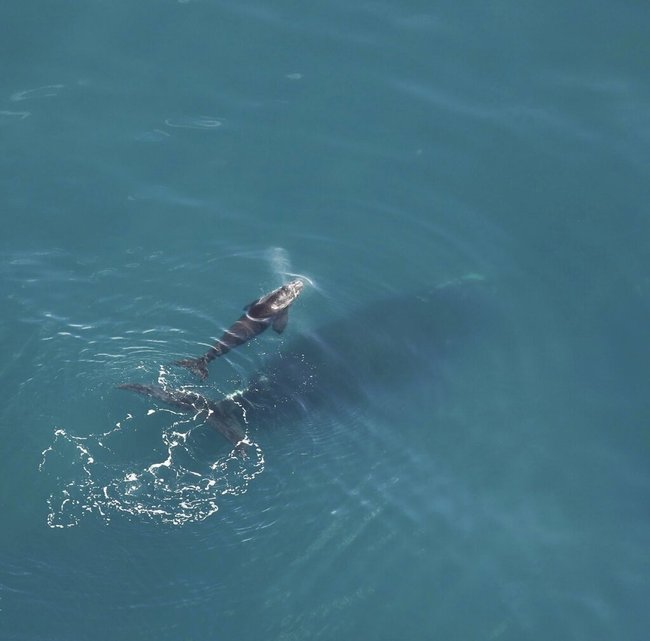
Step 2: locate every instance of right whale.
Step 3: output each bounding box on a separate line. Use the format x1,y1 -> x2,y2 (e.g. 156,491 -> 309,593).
174,278 -> 305,379
120,277 -> 485,447
116,382 -> 249,451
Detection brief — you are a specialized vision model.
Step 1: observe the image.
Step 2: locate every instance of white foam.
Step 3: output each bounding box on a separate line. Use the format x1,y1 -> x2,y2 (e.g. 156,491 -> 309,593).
39,410 -> 265,527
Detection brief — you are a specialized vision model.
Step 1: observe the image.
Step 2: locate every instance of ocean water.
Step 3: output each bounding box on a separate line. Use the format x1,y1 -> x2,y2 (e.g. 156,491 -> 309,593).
1,1 -> 649,639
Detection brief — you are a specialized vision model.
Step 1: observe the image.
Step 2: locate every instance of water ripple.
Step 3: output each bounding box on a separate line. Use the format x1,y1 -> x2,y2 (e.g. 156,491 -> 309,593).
163,116 -> 223,130
0,110 -> 30,123
10,84 -> 64,102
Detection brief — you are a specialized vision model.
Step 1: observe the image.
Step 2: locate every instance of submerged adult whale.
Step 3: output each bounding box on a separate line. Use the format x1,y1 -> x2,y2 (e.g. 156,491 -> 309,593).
120,277 -> 486,449
117,382 -> 249,450
174,278 -> 304,379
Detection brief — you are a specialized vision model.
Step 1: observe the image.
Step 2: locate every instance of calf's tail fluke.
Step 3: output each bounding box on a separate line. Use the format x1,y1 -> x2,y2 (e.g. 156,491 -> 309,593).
173,356 -> 210,380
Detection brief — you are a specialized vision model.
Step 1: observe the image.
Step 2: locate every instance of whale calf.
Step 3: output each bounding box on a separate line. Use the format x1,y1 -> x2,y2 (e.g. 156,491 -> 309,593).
174,278 -> 304,379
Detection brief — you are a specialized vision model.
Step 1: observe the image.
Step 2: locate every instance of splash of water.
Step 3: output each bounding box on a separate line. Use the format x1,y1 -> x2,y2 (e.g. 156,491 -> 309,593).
39,407 -> 264,528
267,247 -> 320,295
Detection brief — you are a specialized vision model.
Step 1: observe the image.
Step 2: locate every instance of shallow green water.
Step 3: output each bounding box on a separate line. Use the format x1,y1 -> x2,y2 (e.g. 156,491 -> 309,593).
1,1 -> 649,640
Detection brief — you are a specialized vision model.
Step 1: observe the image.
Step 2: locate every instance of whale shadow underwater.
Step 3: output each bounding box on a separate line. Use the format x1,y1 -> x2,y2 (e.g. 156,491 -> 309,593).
119,278 -> 489,451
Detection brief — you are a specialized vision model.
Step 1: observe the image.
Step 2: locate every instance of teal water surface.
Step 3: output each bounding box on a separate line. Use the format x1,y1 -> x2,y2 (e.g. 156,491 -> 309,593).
1,1 -> 649,640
